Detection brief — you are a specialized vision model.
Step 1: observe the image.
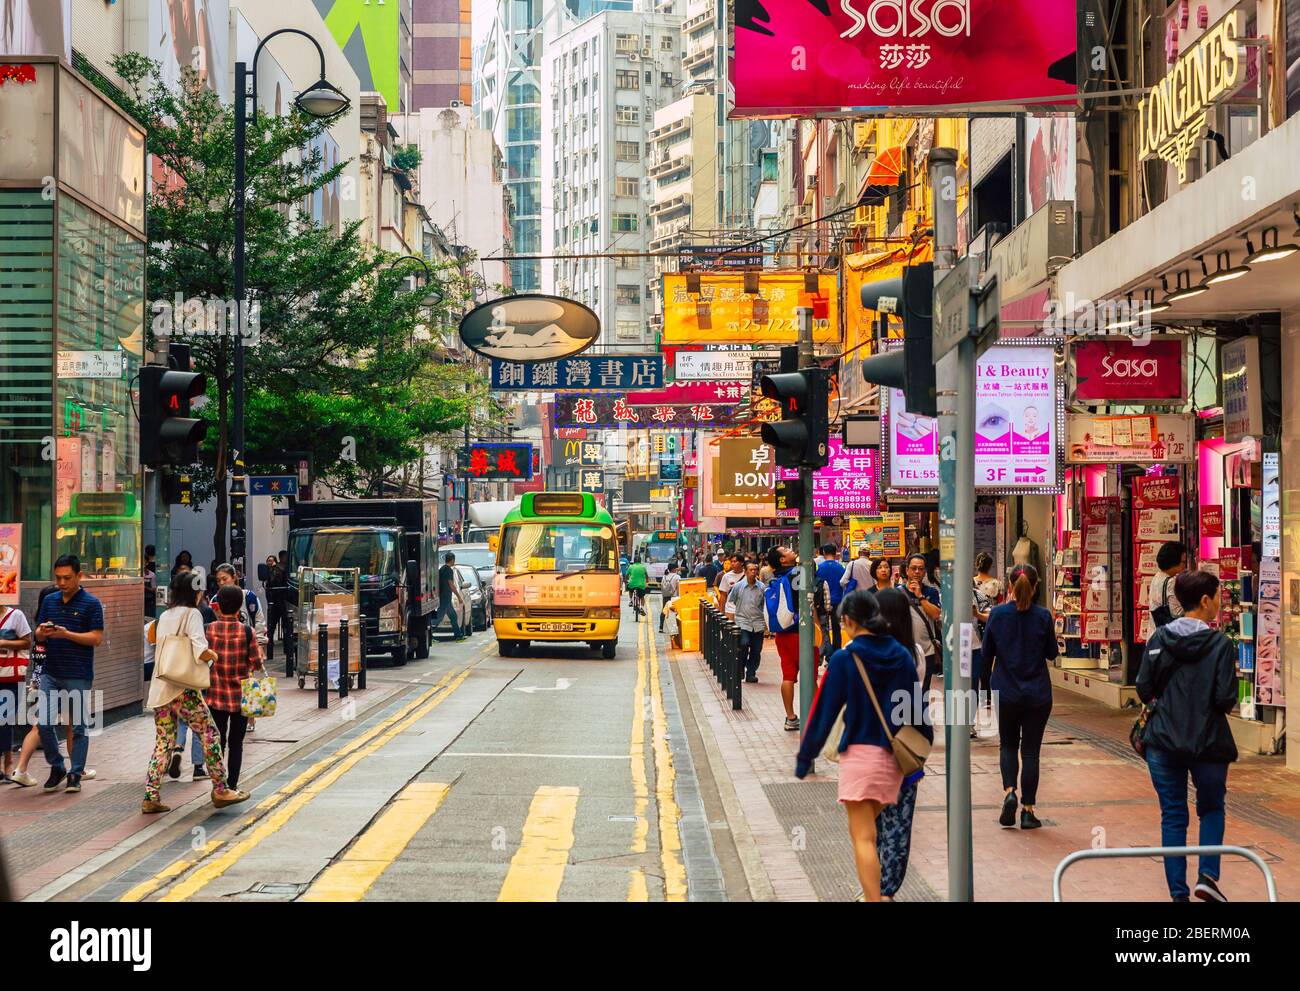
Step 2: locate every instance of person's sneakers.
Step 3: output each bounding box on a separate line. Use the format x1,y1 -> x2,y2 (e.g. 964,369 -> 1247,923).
43,767 -> 67,793
1020,808 -> 1043,830
83,769 -> 96,780
784,717 -> 800,732
999,790 -> 1018,827
1173,895 -> 1191,902
1195,874 -> 1227,902
9,770 -> 37,788
192,765 -> 207,781
167,749 -> 182,779
140,799 -> 171,815
65,774 -> 81,793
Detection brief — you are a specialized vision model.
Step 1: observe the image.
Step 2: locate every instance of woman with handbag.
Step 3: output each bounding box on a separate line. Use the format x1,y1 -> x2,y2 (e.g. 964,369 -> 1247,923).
204,585 -> 267,790
0,605 -> 33,782
796,590 -> 927,901
981,563 -> 1058,830
872,588 -> 934,901
142,571 -> 249,814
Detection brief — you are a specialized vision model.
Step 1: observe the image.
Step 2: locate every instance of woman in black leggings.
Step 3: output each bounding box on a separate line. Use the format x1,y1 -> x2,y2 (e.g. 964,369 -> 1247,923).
979,564 -> 1058,830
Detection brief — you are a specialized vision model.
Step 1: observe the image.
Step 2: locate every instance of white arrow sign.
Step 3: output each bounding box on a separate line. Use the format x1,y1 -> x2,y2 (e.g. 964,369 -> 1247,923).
513,678 -> 575,694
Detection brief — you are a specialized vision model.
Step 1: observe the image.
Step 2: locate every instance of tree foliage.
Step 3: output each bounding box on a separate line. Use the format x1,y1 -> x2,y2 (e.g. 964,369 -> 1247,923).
106,54 -> 477,561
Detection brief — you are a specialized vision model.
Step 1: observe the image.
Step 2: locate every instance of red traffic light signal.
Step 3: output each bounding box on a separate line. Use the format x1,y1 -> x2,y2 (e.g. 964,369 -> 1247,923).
140,351 -> 207,467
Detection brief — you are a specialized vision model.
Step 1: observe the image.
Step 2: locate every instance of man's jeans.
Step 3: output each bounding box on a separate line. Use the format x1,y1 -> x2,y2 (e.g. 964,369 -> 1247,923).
1146,746 -> 1229,899
38,672 -> 93,777
738,629 -> 763,679
434,598 -> 462,639
175,718 -> 205,764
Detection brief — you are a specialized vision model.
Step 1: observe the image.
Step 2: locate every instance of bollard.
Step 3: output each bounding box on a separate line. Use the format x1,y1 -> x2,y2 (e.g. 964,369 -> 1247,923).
339,618 -> 350,699
357,627 -> 367,691
317,623 -> 329,709
285,621 -> 295,678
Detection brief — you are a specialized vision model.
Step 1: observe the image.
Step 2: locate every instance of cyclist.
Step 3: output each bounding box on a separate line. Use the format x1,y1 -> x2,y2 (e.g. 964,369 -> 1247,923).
625,556 -> 649,621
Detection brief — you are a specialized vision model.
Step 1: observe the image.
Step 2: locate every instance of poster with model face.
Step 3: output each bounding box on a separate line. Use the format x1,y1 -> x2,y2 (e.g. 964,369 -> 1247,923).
151,0 -> 230,97
1255,557 -> 1284,707
1024,115 -> 1076,213
887,345 -> 1058,491
0,0 -> 70,59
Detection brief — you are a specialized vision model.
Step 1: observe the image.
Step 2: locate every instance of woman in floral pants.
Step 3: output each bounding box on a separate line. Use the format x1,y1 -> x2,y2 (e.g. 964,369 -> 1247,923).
143,572 -> 249,814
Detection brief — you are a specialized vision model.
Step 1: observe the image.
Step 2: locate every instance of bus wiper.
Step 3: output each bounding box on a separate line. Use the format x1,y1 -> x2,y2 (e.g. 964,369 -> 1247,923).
556,567 -> 604,580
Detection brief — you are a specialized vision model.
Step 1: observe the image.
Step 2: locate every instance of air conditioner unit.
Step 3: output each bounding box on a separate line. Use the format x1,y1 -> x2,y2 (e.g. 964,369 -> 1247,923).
628,51 -> 640,61
823,195 -> 836,213
642,46 -> 653,57
450,100 -> 465,108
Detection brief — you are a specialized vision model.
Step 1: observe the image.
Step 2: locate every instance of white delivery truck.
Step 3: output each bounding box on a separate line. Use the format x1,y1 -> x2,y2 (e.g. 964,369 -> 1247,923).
466,500 -> 519,546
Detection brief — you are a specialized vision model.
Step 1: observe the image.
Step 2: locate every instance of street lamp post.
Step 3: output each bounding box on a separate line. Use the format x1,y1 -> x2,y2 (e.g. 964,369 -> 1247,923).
231,29 -> 349,569
379,254 -> 442,362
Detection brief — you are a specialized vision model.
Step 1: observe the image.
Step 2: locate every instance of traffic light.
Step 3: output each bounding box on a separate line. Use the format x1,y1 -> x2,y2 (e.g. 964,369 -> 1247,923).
759,366 -> 830,470
858,262 -> 937,418
140,345 -> 207,466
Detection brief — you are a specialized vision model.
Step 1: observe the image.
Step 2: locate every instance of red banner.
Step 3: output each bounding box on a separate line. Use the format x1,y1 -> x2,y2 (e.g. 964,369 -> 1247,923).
1132,474 -> 1181,509
1072,340 -> 1185,402
624,381 -> 747,405
1200,504 -> 1224,537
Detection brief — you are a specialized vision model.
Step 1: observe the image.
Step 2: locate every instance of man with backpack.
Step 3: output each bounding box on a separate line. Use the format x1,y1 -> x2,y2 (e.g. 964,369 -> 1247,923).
765,546 -> 803,732
1146,541 -> 1187,630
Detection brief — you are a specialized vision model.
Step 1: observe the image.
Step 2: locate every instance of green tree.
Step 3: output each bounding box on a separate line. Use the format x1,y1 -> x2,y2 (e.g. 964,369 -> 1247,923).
107,54 -> 472,564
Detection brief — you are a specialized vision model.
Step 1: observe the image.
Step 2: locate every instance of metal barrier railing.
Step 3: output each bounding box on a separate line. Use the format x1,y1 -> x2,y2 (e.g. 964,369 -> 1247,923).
700,602 -> 742,710
1053,845 -> 1278,902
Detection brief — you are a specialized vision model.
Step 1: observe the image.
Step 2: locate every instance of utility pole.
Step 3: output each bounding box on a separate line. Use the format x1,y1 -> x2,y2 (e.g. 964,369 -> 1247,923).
929,146 -> 974,902
796,305 -> 816,728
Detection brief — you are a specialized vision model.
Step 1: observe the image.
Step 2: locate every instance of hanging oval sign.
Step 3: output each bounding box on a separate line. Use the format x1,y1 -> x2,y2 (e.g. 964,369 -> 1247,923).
458,294 -> 601,364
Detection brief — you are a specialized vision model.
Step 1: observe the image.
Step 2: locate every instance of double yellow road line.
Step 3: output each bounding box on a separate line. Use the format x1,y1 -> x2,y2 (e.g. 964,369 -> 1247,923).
121,664 -> 474,902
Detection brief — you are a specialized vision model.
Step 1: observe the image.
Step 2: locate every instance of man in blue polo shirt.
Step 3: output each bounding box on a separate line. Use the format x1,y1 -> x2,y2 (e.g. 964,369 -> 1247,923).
815,543 -> 846,653
34,555 -> 104,794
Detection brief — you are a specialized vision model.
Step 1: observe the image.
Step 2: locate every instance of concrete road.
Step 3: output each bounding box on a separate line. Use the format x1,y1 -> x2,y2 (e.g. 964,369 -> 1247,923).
77,599 -> 742,902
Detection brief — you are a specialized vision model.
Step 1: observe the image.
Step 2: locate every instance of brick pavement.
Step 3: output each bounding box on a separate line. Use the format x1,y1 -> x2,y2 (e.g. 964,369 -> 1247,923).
0,667 -> 419,900
671,635 -> 1300,902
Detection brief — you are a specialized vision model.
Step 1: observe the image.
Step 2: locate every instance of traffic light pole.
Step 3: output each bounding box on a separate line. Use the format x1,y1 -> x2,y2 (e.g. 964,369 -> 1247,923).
796,306 -> 816,730
231,60 -> 248,573
929,146 -> 974,902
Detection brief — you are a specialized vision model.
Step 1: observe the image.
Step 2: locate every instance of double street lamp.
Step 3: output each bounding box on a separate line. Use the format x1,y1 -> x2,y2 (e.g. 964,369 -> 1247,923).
230,29 -> 349,567
379,254 -> 444,362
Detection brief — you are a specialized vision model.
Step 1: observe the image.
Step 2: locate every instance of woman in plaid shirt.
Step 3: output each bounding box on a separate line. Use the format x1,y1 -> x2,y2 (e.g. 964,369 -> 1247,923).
204,585 -> 263,790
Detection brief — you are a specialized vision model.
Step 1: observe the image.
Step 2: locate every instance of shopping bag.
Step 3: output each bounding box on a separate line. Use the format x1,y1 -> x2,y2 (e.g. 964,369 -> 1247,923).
241,669 -> 278,718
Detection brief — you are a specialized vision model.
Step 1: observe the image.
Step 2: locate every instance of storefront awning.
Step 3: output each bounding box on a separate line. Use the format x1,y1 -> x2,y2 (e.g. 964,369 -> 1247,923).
857,146 -> 904,206
1056,111 -> 1300,321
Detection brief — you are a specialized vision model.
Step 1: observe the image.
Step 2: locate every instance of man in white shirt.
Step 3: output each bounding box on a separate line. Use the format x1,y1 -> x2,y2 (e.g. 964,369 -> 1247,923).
841,545 -> 874,591
1146,541 -> 1187,628
717,554 -> 746,615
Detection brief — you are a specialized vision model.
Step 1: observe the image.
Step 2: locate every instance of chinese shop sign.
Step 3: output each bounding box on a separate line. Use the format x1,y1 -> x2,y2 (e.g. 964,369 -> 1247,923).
624,381 -> 747,405
1065,414 -> 1194,463
490,354 -> 662,391
781,439 -> 879,514
661,272 -> 839,344
553,394 -> 745,428
459,294 -> 599,363
466,443 -> 534,480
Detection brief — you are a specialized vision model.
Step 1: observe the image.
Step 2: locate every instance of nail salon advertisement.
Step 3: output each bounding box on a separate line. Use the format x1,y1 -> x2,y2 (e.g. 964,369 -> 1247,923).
886,345 -> 1059,493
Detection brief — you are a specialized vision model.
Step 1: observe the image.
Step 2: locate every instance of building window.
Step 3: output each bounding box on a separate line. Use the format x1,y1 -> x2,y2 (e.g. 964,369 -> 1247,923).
615,34 -> 639,54
615,69 -> 639,91
660,71 -> 673,89
616,285 -> 641,305
616,177 -> 639,198
762,150 -> 778,182
661,35 -> 674,51
613,214 -> 638,232
616,319 -> 641,340
616,105 -> 639,124
616,141 -> 639,161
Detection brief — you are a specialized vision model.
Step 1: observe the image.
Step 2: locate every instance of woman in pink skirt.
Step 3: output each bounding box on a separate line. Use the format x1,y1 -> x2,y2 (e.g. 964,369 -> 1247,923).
797,590 -> 921,901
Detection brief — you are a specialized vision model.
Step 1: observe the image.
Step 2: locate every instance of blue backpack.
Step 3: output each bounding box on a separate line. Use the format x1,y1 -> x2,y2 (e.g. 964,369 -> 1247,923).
764,573 -> 798,634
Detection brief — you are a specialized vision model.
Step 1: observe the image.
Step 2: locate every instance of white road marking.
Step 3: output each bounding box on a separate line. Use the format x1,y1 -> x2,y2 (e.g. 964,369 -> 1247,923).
512,678 -> 575,694
442,751 -> 626,760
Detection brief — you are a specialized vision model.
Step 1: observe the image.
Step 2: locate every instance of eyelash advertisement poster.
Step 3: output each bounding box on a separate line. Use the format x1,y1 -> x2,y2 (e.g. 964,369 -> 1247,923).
887,345 -> 1058,492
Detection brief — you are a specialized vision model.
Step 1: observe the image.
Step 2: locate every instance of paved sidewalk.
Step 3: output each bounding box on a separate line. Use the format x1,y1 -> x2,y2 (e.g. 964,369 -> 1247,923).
673,635 -> 1300,902
0,663 -> 432,900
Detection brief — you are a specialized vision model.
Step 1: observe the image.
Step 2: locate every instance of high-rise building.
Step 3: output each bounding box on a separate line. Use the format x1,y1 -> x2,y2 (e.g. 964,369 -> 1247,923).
474,0 -> 546,291
541,5 -> 683,352
314,0 -> 414,114
410,0 -> 472,110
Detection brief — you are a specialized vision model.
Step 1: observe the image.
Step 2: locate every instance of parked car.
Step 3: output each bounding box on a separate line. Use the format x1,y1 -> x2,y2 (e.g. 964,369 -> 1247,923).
439,544 -> 496,601
457,564 -> 493,631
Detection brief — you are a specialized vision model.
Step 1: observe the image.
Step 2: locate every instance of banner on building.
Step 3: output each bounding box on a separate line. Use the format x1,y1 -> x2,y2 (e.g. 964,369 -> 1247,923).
1066,414 -> 1194,463
624,381 -> 747,405
731,0 -> 1078,117
490,354 -> 662,391
781,440 -> 879,514
1256,556 -> 1284,707
1071,339 -> 1185,403
0,523 -> 20,605
716,438 -> 777,502
845,514 -> 904,558
885,344 -> 1061,492
553,394 -> 744,428
466,443 -> 533,480
673,350 -> 754,381
661,273 -> 839,345
1200,505 -> 1224,538
0,1 -> 71,60
579,469 -> 605,493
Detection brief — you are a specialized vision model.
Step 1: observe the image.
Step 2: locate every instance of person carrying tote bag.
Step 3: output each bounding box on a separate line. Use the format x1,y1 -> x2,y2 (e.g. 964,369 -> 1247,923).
141,571 -> 250,815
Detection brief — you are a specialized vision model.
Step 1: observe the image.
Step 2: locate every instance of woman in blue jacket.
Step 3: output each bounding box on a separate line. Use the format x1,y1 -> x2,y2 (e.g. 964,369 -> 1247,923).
797,590 -> 921,901
981,563 -> 1058,830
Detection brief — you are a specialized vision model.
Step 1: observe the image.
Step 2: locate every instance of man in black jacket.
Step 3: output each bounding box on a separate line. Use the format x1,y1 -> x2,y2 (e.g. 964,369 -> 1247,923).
1136,569 -> 1238,902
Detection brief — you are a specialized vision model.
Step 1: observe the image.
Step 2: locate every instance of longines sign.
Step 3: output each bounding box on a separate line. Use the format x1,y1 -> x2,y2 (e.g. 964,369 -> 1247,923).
1137,9 -> 1245,183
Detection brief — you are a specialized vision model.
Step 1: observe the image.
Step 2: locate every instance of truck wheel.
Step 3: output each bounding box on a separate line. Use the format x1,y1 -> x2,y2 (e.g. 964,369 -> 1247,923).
415,626 -> 430,660
497,639 -> 514,657
392,645 -> 408,666
602,640 -> 617,659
